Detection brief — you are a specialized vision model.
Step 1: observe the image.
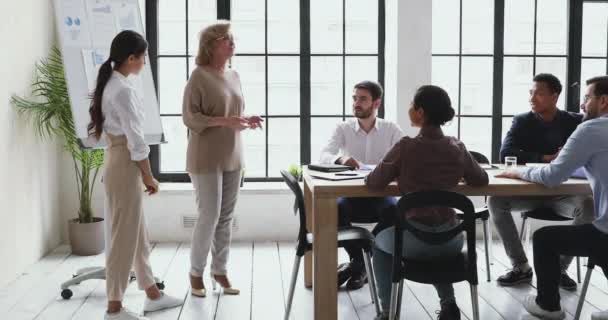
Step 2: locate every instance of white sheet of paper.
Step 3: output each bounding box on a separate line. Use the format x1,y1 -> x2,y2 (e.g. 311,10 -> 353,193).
114,1 -> 143,34
82,49 -> 109,92
525,163 -> 547,168
309,171 -> 369,181
88,0 -> 119,48
359,164 -> 377,171
129,70 -> 146,102
58,0 -> 92,47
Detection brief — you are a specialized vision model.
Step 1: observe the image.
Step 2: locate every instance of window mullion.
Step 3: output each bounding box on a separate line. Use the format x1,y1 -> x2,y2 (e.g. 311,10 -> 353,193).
342,0 -> 346,121
378,0 -> 386,119
457,0 -> 463,139
265,0 -> 269,177
218,0 -> 230,19
147,0 -> 161,177
532,0 -> 538,75
492,0 -> 505,163
300,0 -> 311,166
566,0 -> 583,112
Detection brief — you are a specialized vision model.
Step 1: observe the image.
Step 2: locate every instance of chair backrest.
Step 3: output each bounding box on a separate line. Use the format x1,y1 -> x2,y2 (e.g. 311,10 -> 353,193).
280,170 -> 308,243
392,190 -> 478,283
469,151 -> 490,164
395,190 -> 476,245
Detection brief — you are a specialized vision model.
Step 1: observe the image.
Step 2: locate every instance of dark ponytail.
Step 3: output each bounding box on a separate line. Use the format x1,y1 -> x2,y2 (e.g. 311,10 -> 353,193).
88,30 -> 148,140
88,59 -> 112,140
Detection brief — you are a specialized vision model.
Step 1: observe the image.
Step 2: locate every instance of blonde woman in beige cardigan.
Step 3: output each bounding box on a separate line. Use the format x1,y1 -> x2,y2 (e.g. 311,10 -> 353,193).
183,21 -> 262,298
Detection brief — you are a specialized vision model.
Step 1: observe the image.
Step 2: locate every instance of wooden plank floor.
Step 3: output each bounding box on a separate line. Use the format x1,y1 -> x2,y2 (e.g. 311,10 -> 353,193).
0,241 -> 606,320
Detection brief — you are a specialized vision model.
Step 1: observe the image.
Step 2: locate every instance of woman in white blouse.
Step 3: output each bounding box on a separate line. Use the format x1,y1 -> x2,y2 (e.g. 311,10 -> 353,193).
88,30 -> 182,320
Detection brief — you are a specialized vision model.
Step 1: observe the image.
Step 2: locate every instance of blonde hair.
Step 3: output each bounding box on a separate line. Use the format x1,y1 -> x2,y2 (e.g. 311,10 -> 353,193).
195,20 -> 231,66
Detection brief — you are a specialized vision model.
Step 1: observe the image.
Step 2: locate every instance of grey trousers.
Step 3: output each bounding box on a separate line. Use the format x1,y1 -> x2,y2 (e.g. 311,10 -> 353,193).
189,170 -> 241,276
488,195 -> 595,271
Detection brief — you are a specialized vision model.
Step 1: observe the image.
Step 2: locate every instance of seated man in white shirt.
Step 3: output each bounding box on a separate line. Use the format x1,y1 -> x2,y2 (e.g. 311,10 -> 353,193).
319,81 -> 404,290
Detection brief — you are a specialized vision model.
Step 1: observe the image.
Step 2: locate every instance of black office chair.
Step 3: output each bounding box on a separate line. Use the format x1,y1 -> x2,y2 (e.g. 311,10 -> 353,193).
469,151 -> 490,167
388,191 -> 480,320
574,257 -> 606,319
281,170 -> 381,320
520,208 -> 582,282
466,151 -> 493,282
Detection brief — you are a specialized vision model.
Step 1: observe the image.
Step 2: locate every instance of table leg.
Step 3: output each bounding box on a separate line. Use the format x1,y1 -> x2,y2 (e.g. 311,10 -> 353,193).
313,196 -> 338,320
304,181 -> 313,288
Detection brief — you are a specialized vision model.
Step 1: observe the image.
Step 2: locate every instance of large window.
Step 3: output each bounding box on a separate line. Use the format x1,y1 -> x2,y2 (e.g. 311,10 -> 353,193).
432,0 -> 495,160
432,0 -> 575,162
152,0 -> 217,177
309,0 -> 382,165
581,2 -> 608,89
147,0 -> 386,181
501,0 -> 568,142
231,0 -> 302,179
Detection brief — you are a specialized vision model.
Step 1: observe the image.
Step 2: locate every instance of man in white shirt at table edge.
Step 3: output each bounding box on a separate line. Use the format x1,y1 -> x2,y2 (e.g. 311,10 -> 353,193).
318,80 -> 404,291
497,75 -> 608,320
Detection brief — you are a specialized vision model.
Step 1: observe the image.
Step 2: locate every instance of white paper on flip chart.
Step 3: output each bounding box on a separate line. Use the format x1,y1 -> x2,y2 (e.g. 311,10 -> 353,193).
114,1 -> 143,34
88,0 -> 119,48
130,69 -> 146,99
58,0 -> 92,47
82,49 -> 109,93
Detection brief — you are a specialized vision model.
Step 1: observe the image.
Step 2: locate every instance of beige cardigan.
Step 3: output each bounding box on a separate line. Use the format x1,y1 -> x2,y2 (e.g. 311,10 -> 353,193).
182,66 -> 244,174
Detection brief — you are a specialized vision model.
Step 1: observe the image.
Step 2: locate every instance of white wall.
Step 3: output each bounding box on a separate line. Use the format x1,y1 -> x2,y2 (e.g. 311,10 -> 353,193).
143,185 -> 297,242
395,0 -> 432,137
0,0 -> 62,287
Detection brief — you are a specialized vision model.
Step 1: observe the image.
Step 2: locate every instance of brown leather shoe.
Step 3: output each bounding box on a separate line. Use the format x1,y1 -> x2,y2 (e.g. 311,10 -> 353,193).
190,274 -> 206,297
212,274 -> 240,295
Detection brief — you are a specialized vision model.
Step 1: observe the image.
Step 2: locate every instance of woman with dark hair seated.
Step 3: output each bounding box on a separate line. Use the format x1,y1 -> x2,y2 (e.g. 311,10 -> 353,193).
365,85 -> 489,320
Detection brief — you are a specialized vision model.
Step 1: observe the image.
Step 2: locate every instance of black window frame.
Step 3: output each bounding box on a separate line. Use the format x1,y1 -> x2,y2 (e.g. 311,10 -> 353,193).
146,0 -> 386,182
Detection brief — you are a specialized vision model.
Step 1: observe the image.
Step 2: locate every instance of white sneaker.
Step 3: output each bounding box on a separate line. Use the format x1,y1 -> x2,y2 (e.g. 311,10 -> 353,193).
143,292 -> 184,312
105,308 -> 149,320
522,295 -> 565,320
592,310 -> 608,320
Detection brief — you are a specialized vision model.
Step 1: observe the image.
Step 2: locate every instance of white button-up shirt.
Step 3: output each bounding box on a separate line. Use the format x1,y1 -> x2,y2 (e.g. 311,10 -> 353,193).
319,118 -> 404,165
102,71 -> 149,161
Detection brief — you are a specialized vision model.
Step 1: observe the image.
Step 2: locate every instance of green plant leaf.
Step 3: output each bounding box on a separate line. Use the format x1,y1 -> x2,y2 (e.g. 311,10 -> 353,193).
11,46 -> 104,223
288,164 -> 303,179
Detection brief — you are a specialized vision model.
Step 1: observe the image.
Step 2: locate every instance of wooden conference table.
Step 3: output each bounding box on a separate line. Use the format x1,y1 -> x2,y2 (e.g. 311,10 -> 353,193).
301,167 -> 592,320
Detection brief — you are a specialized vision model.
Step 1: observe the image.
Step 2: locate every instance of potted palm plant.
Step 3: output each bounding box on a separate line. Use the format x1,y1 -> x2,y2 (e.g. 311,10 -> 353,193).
11,47 -> 105,256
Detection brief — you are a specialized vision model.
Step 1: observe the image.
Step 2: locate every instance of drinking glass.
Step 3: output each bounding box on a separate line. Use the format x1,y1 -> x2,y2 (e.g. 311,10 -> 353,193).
504,156 -> 517,170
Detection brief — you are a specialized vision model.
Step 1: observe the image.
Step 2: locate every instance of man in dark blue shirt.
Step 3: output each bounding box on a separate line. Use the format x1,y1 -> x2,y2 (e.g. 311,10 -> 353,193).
489,73 -> 595,290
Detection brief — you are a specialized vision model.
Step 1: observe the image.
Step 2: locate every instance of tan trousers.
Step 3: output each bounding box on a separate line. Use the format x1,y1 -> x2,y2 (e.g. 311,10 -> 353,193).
103,134 -> 155,301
